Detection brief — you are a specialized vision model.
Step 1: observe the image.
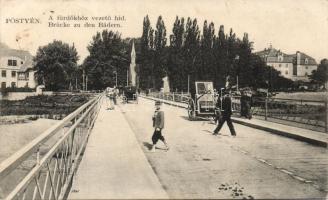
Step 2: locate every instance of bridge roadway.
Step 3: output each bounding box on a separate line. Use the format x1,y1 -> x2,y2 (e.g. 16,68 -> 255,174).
69,97 -> 328,199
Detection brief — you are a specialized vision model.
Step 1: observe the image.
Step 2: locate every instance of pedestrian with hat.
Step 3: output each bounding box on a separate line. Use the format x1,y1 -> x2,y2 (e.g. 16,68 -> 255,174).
151,100 -> 169,152
213,90 -> 237,137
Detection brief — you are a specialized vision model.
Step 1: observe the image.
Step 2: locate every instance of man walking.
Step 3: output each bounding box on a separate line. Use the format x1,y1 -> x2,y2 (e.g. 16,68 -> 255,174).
213,90 -> 237,137
151,101 -> 169,152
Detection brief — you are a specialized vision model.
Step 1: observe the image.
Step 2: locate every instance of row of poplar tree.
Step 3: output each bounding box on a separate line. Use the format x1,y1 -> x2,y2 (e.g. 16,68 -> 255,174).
138,15 -> 293,93
33,16 -> 296,91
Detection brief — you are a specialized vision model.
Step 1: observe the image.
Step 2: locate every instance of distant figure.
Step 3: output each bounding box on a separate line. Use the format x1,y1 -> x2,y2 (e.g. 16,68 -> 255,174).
213,90 -> 237,137
151,101 -> 169,152
214,94 -> 222,124
113,86 -> 118,105
240,91 -> 252,119
106,87 -> 114,110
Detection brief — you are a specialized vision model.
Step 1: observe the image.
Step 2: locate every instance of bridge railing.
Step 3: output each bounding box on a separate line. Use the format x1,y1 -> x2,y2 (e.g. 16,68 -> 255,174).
147,92 -> 190,103
144,91 -> 327,133
0,93 -> 103,200
231,96 -> 327,133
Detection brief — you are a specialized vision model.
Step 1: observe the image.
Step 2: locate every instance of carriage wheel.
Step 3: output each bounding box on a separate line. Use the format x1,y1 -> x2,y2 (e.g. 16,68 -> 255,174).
188,99 -> 196,120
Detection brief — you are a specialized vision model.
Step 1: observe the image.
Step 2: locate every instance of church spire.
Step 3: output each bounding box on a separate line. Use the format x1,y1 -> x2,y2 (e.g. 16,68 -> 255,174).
129,40 -> 136,86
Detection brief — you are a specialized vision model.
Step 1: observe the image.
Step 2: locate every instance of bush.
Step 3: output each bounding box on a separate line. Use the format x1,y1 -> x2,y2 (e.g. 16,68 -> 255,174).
0,94 -> 91,116
1,87 -> 35,94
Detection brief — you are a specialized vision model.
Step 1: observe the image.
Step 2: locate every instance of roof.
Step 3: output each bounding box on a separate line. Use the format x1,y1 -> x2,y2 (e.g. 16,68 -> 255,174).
255,47 -> 317,65
0,42 -> 34,71
295,52 -> 317,65
256,48 -> 294,63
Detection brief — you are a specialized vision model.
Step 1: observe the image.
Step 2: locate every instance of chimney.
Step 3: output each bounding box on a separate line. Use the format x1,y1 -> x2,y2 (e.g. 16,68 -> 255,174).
296,51 -> 301,66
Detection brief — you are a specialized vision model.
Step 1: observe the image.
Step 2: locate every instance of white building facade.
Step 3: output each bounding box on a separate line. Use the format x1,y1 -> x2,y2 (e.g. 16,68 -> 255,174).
256,46 -> 317,82
0,44 -> 37,89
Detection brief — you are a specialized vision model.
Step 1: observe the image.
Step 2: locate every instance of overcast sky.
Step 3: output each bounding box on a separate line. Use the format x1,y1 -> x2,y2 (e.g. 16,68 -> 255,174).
1,0 -> 327,64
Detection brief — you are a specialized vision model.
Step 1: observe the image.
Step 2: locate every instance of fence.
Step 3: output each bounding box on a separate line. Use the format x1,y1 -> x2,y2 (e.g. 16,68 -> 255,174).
231,96 -> 327,133
0,93 -> 103,200
147,92 -> 190,103
145,91 -> 327,133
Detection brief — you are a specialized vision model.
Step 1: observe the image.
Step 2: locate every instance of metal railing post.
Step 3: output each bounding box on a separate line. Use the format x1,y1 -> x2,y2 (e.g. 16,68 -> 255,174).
325,101 -> 328,133
36,146 -> 40,165
265,97 -> 268,121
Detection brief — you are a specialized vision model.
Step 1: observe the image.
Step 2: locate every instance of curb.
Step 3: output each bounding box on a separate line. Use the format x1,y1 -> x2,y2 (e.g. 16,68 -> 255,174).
141,95 -> 327,148
231,118 -> 328,148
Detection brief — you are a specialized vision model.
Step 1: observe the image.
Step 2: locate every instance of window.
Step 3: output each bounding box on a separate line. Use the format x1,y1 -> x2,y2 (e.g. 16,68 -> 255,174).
1,82 -> 6,89
8,59 -> 17,66
196,82 -> 213,94
285,71 -> 288,75
279,64 -> 282,67
286,64 -> 288,68
1,70 -> 6,77
305,58 -> 308,64
26,72 -> 29,78
11,71 -> 16,77
11,82 -> 16,88
21,61 -> 23,64
305,66 -> 308,70
305,72 -> 308,76
25,82 -> 29,88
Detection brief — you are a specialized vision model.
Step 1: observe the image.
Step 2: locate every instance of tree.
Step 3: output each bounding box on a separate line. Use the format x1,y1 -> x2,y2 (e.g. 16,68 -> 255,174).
183,18 -> 201,93
83,30 -> 129,89
310,59 -> 328,88
139,15 -> 154,89
34,40 -> 79,91
153,16 -> 168,89
137,15 -> 294,92
168,16 -> 185,91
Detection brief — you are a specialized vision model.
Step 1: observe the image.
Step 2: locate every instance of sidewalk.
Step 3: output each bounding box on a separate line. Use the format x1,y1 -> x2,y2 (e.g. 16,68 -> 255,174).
141,95 -> 328,148
231,117 -> 328,147
68,100 -> 168,199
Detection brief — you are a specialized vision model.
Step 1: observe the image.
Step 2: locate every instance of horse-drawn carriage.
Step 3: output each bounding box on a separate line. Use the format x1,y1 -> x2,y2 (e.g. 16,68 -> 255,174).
122,86 -> 138,104
187,81 -> 219,120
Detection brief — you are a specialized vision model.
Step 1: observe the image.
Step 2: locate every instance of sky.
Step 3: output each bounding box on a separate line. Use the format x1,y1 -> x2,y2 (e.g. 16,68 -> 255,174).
0,0 -> 327,64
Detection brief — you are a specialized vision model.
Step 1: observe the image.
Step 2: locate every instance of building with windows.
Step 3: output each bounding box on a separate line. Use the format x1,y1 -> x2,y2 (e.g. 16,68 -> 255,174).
0,43 -> 37,89
256,46 -> 317,82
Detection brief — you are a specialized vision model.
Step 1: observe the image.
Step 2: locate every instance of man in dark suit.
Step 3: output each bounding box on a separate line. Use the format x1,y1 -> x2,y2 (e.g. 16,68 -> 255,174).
151,101 -> 169,152
213,90 -> 237,137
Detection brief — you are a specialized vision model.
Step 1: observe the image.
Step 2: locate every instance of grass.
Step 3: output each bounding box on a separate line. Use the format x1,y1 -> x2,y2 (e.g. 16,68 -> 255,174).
275,91 -> 327,102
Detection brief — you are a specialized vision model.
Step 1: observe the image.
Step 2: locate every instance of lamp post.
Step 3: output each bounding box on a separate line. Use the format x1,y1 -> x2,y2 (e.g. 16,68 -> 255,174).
126,68 -> 129,86
187,74 -> 190,94
113,71 -> 117,87
234,55 -> 240,91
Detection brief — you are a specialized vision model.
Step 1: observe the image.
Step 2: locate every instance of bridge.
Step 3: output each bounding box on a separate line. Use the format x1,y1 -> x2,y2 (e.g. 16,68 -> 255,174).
0,92 -> 327,199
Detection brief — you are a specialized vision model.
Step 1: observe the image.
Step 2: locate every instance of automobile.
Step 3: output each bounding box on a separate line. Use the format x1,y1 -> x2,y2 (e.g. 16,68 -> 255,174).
187,81 -> 218,120
122,86 -> 138,103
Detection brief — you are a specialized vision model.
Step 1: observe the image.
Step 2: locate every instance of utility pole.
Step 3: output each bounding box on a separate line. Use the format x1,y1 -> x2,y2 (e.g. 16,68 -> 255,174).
82,69 -> 85,91
187,74 -> 190,94
126,69 -> 129,86
86,75 -> 88,91
237,75 -> 239,91
115,72 -> 117,87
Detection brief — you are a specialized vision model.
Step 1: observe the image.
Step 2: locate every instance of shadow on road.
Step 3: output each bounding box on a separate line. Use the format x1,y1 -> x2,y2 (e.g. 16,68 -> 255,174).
143,142 -> 153,150
180,116 -> 214,122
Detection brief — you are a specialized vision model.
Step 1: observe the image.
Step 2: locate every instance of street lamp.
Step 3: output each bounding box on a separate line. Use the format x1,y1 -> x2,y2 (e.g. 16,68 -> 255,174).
113,71 -> 117,87
234,55 -> 240,91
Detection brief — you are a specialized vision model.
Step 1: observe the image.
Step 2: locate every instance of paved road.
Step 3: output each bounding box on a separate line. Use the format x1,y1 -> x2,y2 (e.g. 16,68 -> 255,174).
120,98 -> 328,199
